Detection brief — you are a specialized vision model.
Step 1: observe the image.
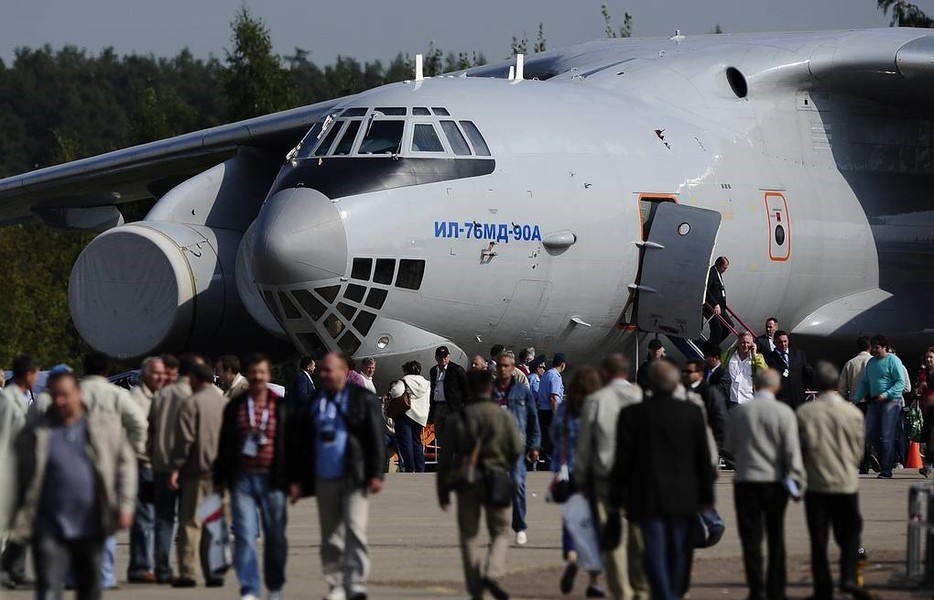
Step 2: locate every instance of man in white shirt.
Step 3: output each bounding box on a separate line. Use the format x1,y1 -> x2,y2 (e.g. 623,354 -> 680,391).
358,358 -> 377,394
839,337 -> 872,404
725,333 -> 767,409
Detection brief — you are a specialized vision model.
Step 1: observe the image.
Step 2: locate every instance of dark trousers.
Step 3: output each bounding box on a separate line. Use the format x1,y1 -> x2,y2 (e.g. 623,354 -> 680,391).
538,409 -> 554,466
706,312 -> 734,346
805,493 -> 862,599
153,470 -> 179,580
395,415 -> 425,473
734,482 -> 789,600
1,539 -> 27,581
639,517 -> 690,600
128,464 -> 155,575
33,532 -> 103,600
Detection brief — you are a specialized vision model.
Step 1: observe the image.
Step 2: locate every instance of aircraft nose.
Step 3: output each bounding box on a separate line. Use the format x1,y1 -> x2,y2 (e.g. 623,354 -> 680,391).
251,188 -> 348,286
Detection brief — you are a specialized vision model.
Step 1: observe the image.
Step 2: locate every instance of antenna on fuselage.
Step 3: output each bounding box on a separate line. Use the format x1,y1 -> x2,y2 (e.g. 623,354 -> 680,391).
415,54 -> 424,82
515,53 -> 524,81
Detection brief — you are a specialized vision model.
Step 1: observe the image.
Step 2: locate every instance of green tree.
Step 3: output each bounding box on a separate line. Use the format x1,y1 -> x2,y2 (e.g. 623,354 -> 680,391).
878,0 -> 934,26
221,6 -> 295,121
602,2 -> 633,38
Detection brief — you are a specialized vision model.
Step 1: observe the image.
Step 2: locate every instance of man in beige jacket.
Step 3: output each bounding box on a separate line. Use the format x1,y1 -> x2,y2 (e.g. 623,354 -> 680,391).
10,370 -> 136,600
149,353 -> 205,583
576,353 -> 649,600
169,363 -> 228,588
797,362 -> 868,600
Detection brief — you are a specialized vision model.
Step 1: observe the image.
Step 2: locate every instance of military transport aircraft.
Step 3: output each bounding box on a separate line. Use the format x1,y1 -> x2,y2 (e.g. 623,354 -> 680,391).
1,28 -> 933,372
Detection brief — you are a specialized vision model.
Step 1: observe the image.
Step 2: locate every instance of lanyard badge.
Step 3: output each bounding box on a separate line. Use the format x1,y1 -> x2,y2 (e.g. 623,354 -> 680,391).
243,396 -> 271,457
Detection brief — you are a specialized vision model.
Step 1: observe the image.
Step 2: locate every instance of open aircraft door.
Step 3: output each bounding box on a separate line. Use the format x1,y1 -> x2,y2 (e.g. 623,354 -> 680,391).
627,202 -> 721,339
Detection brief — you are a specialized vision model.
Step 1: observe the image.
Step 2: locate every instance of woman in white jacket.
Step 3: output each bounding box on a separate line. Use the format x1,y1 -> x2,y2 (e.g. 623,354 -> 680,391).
397,361 -> 431,472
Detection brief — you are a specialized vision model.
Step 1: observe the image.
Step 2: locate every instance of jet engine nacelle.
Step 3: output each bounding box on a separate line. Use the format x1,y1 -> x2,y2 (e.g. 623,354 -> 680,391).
69,220 -> 287,359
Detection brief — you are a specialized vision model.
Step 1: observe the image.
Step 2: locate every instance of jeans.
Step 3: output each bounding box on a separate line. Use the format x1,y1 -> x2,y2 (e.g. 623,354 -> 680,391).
863,400 -> 902,476
805,493 -> 862,599
512,458 -> 528,533
33,532 -> 103,600
153,470 -> 178,580
101,537 -> 117,588
639,517 -> 690,600
128,465 -> 155,575
734,482 -> 789,600
232,473 -> 287,596
538,410 -> 554,466
383,433 -> 401,473
395,416 -> 425,473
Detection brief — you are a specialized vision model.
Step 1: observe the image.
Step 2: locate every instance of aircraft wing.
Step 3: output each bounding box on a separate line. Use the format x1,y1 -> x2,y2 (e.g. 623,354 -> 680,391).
0,98 -> 342,226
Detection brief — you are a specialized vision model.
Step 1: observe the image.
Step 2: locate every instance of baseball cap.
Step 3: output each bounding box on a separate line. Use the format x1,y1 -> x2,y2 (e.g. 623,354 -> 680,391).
49,363 -> 73,375
648,339 -> 664,351
388,380 -> 406,399
435,346 -> 450,357
530,355 -> 547,370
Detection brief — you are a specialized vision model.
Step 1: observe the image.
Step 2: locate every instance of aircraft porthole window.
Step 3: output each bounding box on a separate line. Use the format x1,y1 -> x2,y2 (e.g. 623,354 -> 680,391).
412,124 -> 445,153
373,258 -> 396,284
460,121 -> 491,156
395,259 -> 426,290
440,121 -> 472,156
344,283 -> 366,303
359,120 -> 404,155
364,288 -> 388,310
376,335 -> 391,349
726,67 -> 748,99
292,290 -> 326,321
332,120 -> 362,155
351,258 -> 373,281
315,285 -> 341,304
413,107 -> 431,116
353,311 -> 377,336
336,302 -> 357,321
324,313 -> 345,339
677,222 -> 691,236
431,107 -> 451,116
278,292 -> 301,320
775,224 -> 786,246
338,331 -> 362,355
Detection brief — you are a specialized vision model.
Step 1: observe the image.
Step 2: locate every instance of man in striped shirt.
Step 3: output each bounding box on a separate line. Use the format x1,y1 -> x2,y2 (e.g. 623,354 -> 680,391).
215,354 -> 291,600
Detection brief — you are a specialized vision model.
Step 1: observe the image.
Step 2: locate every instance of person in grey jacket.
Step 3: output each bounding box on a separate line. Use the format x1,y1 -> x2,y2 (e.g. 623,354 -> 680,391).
725,369 -> 806,600
9,370 -> 136,600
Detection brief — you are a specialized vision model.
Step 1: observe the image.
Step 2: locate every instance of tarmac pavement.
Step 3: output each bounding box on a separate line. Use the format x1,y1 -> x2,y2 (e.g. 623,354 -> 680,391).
4,471 -> 932,599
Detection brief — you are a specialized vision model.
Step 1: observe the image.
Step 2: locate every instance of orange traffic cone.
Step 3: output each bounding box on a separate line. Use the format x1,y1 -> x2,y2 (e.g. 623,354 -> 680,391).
907,441 -> 924,469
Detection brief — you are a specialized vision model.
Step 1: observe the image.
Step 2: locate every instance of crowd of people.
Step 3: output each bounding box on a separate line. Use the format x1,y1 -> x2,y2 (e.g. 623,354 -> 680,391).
0,317 -> 931,600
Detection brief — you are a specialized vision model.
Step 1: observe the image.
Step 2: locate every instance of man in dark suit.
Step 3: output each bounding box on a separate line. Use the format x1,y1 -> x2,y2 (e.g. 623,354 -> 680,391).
289,356 -> 316,406
610,360 -> 715,600
704,256 -> 733,346
682,359 -> 727,449
755,317 -> 780,354
765,330 -> 814,410
428,346 -> 469,445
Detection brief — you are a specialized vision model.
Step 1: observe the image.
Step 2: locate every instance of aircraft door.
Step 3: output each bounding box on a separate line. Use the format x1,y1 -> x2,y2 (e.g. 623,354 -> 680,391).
630,202 -> 721,338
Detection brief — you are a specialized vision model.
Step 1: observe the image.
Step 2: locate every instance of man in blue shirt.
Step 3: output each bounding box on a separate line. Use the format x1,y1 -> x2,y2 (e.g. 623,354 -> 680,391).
537,353 -> 567,469
288,353 -> 385,600
853,334 -> 907,478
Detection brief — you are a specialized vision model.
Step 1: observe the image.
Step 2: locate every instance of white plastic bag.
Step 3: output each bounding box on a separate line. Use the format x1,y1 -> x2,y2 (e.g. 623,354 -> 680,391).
562,493 -> 605,572
197,493 -> 231,576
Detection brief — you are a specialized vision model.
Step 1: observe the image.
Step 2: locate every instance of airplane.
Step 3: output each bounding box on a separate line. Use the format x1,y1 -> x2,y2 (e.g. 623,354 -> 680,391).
2,27 -> 934,380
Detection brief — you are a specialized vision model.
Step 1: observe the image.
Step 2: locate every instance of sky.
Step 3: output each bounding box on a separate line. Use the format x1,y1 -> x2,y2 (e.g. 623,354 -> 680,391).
3,0 -> 934,66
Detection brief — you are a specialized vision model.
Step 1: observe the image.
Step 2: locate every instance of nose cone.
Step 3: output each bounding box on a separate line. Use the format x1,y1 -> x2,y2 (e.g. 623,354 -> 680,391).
252,188 -> 348,286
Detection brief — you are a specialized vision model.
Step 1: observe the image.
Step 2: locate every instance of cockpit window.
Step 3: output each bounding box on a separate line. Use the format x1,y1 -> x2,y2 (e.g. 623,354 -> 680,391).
413,107 -> 431,116
359,120 -> 404,155
375,107 -> 406,116
341,107 -> 367,117
440,121 -> 471,156
313,120 -> 343,156
460,121 -> 491,156
411,124 -> 445,153
431,107 -> 451,116
333,120 -> 362,155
